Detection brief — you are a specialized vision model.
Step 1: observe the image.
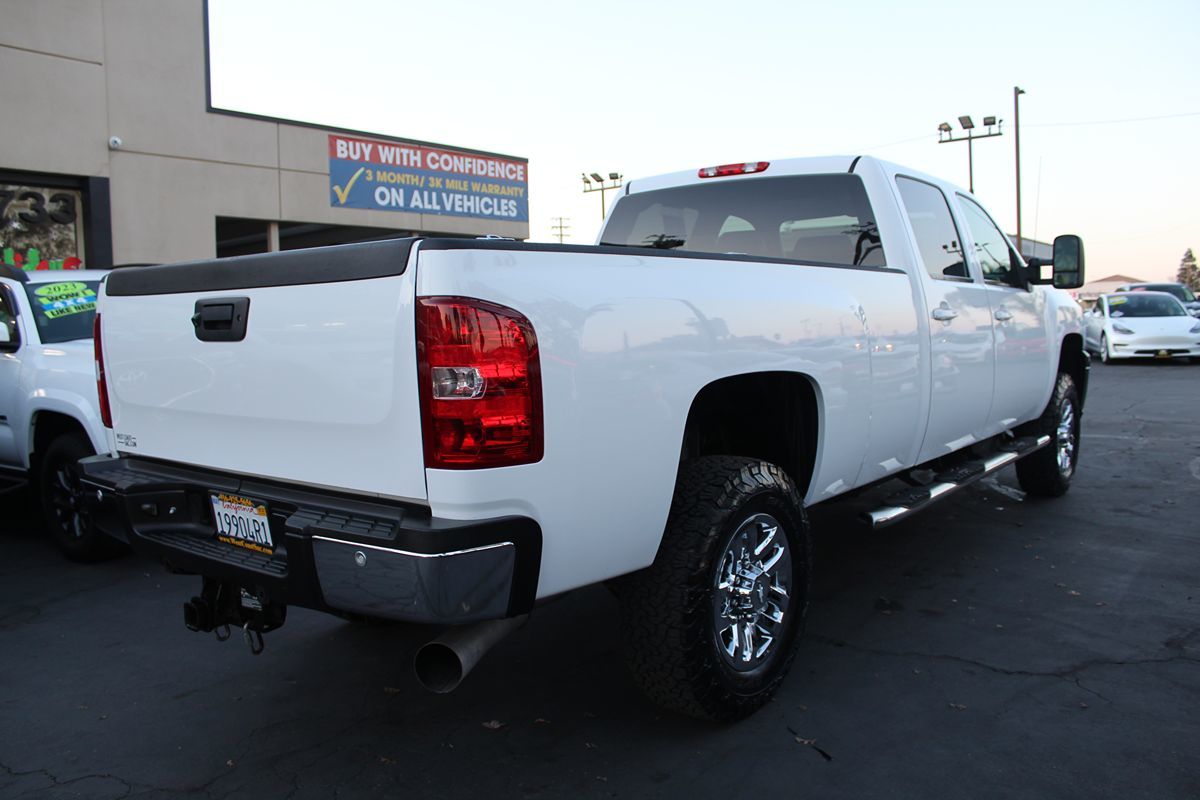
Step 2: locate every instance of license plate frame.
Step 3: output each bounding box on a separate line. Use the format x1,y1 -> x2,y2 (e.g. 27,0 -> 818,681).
210,493 -> 274,554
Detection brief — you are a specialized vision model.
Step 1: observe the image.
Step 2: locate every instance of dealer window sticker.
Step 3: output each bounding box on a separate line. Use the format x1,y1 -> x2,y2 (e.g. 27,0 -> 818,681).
34,282 -> 97,319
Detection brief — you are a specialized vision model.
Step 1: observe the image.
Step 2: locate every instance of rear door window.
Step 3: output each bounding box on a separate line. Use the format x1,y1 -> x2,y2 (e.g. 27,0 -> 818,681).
601,174 -> 886,267
895,177 -> 969,281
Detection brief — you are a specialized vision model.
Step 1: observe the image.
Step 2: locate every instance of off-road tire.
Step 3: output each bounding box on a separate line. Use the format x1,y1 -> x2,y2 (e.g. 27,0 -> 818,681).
38,433 -> 125,562
1015,372 -> 1080,498
618,456 -> 811,721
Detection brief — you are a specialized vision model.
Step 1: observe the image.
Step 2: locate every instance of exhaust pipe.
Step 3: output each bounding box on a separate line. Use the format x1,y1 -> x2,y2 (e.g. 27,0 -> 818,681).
414,615 -> 528,693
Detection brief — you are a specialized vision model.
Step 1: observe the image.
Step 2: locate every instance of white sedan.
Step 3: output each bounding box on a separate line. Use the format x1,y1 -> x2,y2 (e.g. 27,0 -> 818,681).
1083,291 -> 1200,363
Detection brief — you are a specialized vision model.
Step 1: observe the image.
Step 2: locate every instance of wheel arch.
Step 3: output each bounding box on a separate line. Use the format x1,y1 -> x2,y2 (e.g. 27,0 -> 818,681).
1057,332 -> 1089,411
29,410 -> 93,474
678,371 -> 819,500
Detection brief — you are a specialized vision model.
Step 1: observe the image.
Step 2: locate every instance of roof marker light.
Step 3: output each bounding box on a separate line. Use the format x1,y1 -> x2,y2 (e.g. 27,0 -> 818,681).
698,161 -> 770,179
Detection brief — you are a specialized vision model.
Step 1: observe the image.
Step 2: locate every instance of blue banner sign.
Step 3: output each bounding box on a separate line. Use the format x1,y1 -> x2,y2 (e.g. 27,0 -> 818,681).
328,134 -> 528,223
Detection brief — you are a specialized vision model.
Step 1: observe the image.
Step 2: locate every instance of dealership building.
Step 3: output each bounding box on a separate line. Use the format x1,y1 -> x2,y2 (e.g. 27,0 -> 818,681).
0,1 -> 529,272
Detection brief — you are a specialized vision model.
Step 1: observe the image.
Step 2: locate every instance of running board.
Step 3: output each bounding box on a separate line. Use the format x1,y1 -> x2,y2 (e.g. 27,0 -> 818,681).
0,469 -> 29,495
863,435 -> 1051,529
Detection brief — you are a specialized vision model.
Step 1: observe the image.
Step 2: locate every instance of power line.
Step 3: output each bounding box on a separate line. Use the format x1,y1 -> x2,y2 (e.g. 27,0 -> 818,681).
852,134 -> 930,152
852,110 -> 1200,152
1027,110 -> 1200,128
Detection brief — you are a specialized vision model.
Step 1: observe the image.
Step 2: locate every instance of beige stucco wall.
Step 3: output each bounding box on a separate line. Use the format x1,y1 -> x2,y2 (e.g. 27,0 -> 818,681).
0,0 -> 528,266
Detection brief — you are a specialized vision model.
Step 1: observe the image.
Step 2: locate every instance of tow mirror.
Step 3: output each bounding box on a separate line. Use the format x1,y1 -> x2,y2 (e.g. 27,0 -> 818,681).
1027,234 -> 1084,289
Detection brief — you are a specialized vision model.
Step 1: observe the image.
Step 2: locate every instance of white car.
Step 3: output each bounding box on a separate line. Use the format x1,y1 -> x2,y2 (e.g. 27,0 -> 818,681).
1113,282 -> 1200,318
0,266 -> 122,560
1084,291 -> 1200,363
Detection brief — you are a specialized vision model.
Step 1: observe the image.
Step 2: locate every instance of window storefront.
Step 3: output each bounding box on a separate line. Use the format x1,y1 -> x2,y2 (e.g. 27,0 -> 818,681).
0,171 -> 112,272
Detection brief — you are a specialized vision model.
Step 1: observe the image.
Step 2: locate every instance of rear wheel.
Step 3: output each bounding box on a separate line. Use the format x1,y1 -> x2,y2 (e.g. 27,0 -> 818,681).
38,433 -> 124,562
1016,373 -> 1080,498
618,456 -> 811,721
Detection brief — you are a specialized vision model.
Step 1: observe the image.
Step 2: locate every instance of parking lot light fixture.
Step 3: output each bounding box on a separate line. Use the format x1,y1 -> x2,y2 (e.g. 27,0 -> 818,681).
937,111 -> 1003,193
582,170 -> 623,220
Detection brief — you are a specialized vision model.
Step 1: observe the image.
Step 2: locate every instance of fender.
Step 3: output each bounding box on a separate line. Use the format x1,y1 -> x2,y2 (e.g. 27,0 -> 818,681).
25,391 -> 108,467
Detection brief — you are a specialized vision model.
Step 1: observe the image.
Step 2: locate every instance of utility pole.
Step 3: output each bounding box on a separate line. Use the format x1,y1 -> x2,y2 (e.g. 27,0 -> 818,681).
550,217 -> 571,244
1014,86 -> 1026,256
581,172 -> 623,220
937,115 -> 1003,193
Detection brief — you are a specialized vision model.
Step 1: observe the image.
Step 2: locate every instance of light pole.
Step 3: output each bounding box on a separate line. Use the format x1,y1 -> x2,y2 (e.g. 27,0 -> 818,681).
581,171 -> 623,220
1014,86 -> 1026,256
937,115 -> 1003,193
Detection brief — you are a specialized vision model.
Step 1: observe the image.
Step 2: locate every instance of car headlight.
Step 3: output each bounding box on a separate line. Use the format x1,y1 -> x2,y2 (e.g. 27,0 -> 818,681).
1112,323 -> 1135,334
1190,322 -> 1200,334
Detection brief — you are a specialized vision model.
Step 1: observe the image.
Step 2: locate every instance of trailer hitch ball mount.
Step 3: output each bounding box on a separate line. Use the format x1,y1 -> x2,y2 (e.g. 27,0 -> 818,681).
182,577 -> 286,656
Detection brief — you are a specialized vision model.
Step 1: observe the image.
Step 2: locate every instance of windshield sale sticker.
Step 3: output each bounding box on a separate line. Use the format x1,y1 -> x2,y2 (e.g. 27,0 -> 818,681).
327,135 -> 528,222
33,282 -> 96,318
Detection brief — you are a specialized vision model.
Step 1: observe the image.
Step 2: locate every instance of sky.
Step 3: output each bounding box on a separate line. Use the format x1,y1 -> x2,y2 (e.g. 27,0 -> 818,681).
207,0 -> 1200,283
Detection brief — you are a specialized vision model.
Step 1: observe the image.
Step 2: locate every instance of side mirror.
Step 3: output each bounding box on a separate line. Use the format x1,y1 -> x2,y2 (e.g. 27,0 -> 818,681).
0,324 -> 9,344
1050,234 -> 1084,289
1027,234 -> 1084,289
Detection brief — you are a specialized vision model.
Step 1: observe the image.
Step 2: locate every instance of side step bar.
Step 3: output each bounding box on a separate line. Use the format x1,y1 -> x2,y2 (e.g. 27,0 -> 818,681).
863,435 -> 1051,529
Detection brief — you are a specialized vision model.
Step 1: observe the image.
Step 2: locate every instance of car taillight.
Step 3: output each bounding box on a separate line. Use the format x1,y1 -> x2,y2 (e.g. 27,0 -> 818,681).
698,161 -> 769,178
416,297 -> 543,469
93,313 -> 112,428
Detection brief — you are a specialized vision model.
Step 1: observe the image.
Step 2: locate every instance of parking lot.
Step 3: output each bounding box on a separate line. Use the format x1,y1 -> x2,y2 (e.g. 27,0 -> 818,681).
1,360 -> 1197,800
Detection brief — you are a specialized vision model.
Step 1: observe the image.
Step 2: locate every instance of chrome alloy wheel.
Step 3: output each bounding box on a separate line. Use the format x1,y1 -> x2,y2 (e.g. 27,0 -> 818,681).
1056,399 -> 1077,475
711,513 -> 792,671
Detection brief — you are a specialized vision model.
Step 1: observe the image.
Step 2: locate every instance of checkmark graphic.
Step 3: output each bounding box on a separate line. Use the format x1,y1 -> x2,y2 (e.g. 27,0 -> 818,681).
332,167 -> 366,205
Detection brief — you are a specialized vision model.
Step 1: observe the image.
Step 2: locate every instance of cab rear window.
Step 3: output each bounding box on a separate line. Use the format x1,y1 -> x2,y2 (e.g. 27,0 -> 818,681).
600,174 -> 886,267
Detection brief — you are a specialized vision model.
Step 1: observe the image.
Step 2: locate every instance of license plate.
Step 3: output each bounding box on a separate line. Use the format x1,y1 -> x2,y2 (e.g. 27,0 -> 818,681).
210,493 -> 274,554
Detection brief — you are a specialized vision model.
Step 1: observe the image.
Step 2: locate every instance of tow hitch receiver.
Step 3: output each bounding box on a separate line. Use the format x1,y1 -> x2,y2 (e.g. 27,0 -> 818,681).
182,577 -> 286,655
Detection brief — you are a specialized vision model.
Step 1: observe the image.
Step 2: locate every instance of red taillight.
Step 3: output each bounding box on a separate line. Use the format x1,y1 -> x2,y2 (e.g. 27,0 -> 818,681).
416,297 -> 543,469
93,313 -> 112,428
698,161 -> 770,178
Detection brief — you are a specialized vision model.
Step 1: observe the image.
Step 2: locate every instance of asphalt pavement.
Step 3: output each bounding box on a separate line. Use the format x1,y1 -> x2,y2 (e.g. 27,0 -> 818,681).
2,359 -> 1197,799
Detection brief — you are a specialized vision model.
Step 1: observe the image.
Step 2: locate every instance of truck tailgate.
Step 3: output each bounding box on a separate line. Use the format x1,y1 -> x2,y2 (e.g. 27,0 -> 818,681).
99,240 -> 426,502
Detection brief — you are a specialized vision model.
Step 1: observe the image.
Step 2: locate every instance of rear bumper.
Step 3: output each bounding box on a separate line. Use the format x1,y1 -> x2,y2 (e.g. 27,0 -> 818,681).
77,455 -> 541,624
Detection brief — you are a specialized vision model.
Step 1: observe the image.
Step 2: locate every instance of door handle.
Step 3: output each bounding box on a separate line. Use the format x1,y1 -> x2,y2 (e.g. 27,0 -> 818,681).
994,308 -> 1013,322
931,307 -> 958,322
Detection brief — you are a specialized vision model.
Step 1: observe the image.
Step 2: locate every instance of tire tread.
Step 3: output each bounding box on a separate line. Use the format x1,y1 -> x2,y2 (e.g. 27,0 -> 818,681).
618,456 -> 810,721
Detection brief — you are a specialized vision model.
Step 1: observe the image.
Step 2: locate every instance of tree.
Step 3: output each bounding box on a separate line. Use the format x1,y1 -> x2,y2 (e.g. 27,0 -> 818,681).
1177,248 -> 1200,292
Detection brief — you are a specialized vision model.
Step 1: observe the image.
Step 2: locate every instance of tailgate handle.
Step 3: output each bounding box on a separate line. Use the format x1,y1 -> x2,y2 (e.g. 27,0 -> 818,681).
192,297 -> 250,342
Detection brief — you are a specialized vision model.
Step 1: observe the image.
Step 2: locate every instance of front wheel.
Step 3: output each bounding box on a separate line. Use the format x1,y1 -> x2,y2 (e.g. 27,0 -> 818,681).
38,433 -> 125,562
618,456 -> 811,721
1015,373 -> 1080,498
1099,333 -> 1112,364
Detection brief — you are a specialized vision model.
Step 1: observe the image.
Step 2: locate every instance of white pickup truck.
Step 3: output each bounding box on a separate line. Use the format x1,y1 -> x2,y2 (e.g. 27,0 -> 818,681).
80,156 -> 1088,720
0,267 -> 122,560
